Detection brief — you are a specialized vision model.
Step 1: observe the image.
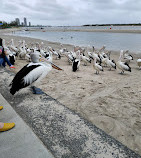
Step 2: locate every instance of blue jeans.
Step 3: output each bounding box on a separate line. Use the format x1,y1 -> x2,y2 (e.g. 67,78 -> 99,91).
0,55 -> 12,67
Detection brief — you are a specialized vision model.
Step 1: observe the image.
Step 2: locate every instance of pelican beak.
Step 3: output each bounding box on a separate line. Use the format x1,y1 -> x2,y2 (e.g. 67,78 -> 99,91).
51,62 -> 63,70
40,56 -> 63,70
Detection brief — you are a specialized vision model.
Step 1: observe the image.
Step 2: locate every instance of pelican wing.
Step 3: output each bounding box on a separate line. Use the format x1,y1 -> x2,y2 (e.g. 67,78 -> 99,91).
97,64 -> 103,71
120,62 -> 131,71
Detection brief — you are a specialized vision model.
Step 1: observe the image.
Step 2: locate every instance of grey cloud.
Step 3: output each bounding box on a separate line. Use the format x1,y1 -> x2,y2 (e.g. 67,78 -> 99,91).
1,2 -> 21,14
1,0 -> 141,25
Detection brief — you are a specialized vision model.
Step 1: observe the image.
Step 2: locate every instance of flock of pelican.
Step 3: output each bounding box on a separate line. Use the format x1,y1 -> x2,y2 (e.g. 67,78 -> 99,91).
2,38 -> 141,95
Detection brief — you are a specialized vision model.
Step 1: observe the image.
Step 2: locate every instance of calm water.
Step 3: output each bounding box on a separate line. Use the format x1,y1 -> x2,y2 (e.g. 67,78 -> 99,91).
9,26 -> 141,53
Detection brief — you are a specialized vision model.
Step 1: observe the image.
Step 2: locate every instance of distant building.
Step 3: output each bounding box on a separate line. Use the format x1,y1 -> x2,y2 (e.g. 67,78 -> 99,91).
21,22 -> 24,26
24,17 -> 27,26
15,18 -> 20,26
29,22 -> 31,27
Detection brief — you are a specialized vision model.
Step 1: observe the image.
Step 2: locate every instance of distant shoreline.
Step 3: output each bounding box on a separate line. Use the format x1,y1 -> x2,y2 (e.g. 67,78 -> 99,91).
1,27 -> 141,34
1,27 -> 141,54
59,29 -> 141,34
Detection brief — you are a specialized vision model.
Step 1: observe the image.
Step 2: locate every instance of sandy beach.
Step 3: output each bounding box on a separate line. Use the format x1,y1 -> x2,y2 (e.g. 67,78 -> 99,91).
0,28 -> 141,155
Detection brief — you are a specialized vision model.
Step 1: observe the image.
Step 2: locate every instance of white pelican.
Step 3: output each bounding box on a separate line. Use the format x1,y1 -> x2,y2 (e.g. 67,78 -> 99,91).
93,58 -> 103,74
80,53 -> 91,66
105,58 -> 116,70
101,57 -> 107,67
52,48 -> 61,59
48,46 -> 61,59
117,50 -> 131,74
87,52 -> 94,60
35,45 -> 46,57
9,39 -> 18,52
92,46 -> 101,63
58,44 -> 66,55
9,59 -> 63,95
45,47 -> 53,62
99,45 -> 106,54
18,40 -> 27,59
72,50 -> 81,72
59,44 -> 67,55
66,52 -> 74,64
59,48 -> 67,55
124,50 -> 133,64
137,59 -> 141,69
3,39 -> 9,51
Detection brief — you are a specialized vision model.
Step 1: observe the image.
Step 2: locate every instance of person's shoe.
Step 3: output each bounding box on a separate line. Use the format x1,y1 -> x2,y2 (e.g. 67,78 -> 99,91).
0,106 -> 3,110
0,123 -> 15,132
10,65 -> 16,69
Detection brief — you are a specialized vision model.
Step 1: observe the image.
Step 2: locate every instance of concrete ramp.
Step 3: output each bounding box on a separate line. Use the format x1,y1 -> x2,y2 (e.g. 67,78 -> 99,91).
0,67 -> 140,158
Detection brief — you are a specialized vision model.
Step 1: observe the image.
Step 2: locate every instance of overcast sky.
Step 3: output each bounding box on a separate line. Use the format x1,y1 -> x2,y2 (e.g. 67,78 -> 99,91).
1,0 -> 141,26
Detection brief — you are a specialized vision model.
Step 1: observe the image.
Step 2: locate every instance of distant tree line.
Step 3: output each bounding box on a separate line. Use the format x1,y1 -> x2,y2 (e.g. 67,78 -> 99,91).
83,23 -> 141,26
0,20 -> 19,29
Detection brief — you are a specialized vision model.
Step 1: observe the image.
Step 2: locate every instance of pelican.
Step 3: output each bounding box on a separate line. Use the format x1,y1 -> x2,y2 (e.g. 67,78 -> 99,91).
80,53 -> 91,66
72,50 -> 81,72
92,46 -> 101,63
44,47 -> 53,62
117,50 -> 131,74
87,52 -> 94,60
87,45 -> 94,60
18,40 -> 27,59
35,45 -> 46,57
59,48 -> 67,55
8,54 -> 15,65
3,39 -> 9,51
93,58 -> 103,74
137,58 -> 141,69
59,44 -> 67,56
99,45 -> 106,51
9,57 -> 63,95
48,46 -> 61,59
105,58 -> 116,70
9,39 -> 17,52
30,50 -> 41,63
52,48 -> 61,59
124,50 -> 133,64
67,52 -> 74,64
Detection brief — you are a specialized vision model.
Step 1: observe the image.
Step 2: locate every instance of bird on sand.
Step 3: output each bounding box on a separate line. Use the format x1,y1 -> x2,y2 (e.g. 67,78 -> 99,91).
9,56 -> 63,95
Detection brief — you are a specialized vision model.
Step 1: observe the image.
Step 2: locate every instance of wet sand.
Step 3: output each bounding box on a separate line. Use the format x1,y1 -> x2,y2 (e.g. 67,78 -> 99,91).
0,28 -> 141,155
